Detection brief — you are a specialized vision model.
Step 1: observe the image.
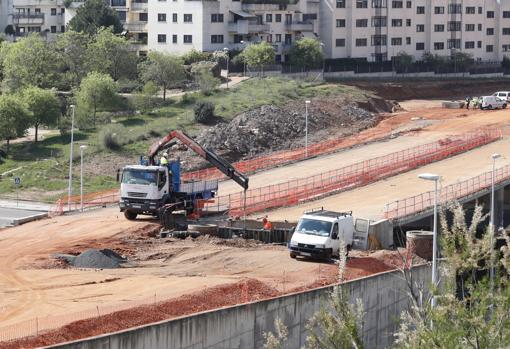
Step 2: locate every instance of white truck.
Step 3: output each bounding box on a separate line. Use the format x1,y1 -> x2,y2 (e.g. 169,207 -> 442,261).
288,209 -> 355,259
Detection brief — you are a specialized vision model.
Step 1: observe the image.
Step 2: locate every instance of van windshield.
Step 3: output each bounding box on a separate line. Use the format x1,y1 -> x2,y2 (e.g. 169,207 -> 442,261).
295,218 -> 332,237
122,169 -> 157,185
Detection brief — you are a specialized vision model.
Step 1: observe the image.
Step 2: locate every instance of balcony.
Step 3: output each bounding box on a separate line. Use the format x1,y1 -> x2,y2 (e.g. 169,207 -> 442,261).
12,13 -> 44,25
130,0 -> 147,11
285,21 -> 313,32
123,22 -> 147,32
228,20 -> 269,34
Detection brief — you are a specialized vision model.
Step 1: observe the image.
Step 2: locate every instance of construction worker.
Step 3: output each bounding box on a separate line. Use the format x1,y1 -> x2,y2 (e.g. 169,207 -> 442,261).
262,217 -> 273,231
160,152 -> 169,166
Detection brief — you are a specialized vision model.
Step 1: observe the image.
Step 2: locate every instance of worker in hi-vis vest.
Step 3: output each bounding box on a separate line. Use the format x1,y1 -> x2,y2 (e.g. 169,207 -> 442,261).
160,152 -> 169,166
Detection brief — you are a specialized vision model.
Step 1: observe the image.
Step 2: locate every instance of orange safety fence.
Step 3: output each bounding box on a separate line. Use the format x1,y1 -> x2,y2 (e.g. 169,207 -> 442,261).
385,161 -> 510,221
197,129 -> 501,218
49,189 -> 120,216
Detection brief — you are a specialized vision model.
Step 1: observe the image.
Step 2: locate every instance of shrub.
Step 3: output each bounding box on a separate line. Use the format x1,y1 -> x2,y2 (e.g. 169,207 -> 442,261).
181,92 -> 196,105
193,101 -> 215,124
117,79 -> 143,93
98,124 -> 127,150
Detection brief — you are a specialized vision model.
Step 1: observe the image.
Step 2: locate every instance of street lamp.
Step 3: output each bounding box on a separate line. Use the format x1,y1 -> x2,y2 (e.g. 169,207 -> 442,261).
490,153 -> 501,298
320,42 -> 325,78
240,40 -> 247,76
80,145 -> 87,212
418,172 -> 441,308
305,100 -> 310,158
67,104 -> 75,212
223,47 -> 230,89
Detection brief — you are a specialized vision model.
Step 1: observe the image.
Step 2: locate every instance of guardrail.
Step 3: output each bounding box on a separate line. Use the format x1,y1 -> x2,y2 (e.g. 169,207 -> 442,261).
384,162 -> 510,221
198,129 -> 501,218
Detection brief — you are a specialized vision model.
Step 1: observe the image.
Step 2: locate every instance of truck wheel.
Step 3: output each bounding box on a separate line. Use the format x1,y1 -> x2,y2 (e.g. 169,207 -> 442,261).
124,210 -> 137,220
290,252 -> 297,259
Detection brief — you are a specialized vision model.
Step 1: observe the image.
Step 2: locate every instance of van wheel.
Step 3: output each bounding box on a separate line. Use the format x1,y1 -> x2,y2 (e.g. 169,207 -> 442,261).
504,104 -> 507,109
124,210 -> 137,221
290,252 -> 297,259
488,104 -> 493,110
345,244 -> 352,257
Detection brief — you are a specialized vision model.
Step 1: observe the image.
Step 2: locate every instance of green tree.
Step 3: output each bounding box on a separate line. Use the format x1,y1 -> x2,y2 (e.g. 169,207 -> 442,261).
182,49 -> 212,65
1,34 -> 62,90
86,27 -> 137,81
56,30 -> 92,87
289,38 -> 323,71
76,72 -> 118,127
133,81 -> 159,112
192,64 -> 220,95
68,0 -> 123,35
22,86 -> 61,142
240,42 -> 275,76
394,51 -> 413,73
0,94 -> 30,152
139,52 -> 186,100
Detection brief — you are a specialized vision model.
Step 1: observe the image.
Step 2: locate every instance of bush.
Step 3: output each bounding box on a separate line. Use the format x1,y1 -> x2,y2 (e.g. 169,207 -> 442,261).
181,92 -> 196,105
193,101 -> 215,124
117,79 -> 143,93
98,124 -> 127,150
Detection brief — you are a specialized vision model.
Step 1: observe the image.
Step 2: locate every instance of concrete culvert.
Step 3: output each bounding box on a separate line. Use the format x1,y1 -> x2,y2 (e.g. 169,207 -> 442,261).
72,249 -> 126,269
406,231 -> 433,261
187,224 -> 218,234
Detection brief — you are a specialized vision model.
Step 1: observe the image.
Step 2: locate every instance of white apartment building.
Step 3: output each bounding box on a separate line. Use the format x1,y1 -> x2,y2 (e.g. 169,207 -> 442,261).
110,0 -> 149,53
147,0 -> 320,62
5,0 -> 66,39
321,0 -> 510,62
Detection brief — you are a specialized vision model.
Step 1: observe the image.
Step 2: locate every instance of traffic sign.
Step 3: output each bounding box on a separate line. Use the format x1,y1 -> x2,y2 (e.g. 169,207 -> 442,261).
14,177 -> 20,185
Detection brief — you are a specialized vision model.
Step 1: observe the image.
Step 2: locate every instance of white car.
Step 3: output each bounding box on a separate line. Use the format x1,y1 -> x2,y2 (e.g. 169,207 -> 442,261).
479,96 -> 507,110
492,91 -> 510,101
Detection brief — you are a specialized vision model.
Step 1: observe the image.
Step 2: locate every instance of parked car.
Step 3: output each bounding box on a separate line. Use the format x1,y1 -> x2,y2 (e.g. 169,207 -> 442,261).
480,96 -> 507,110
492,91 -> 510,101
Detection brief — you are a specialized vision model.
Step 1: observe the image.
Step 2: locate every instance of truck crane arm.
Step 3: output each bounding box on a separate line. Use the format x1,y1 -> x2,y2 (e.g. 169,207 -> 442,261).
148,130 -> 249,190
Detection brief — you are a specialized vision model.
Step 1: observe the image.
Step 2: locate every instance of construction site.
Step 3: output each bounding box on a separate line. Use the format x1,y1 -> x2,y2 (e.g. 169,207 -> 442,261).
1,80 -> 510,348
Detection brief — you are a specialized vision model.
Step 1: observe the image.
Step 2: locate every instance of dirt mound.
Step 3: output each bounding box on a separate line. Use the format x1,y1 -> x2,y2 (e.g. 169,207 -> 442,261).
194,234 -> 264,248
72,249 -> 126,269
195,96 -> 383,160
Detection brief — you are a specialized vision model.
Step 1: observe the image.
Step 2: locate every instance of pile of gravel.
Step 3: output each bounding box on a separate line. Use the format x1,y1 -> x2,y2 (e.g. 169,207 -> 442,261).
60,249 -> 126,269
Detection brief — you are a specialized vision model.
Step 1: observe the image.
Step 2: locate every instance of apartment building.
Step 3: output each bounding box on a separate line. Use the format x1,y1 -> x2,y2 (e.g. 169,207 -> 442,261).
321,0 -> 510,62
5,0 -> 66,39
147,0 -> 320,62
110,0 -> 149,53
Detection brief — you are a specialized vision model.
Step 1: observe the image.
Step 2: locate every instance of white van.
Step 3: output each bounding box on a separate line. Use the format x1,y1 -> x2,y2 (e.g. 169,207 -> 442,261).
492,91 -> 510,101
480,96 -> 507,110
288,209 -> 354,259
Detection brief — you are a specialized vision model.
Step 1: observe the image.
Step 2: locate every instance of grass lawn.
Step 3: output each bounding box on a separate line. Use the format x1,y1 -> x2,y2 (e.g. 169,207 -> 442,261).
0,78 -> 369,201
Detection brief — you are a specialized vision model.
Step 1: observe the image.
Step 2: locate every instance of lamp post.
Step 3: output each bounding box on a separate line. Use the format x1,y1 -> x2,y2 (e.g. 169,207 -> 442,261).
223,47 -> 229,89
490,153 -> 501,299
80,145 -> 87,212
418,173 -> 441,308
240,40 -> 246,76
320,42 -> 325,78
305,100 -> 310,158
67,104 -> 75,212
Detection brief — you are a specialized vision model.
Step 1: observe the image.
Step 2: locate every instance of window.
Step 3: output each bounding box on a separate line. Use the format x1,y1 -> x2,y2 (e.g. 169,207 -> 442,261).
335,38 -> 345,47
172,34 -> 177,43
448,21 -> 461,31
266,14 -> 272,22
434,42 -> 444,50
504,11 -> 510,18
372,0 -> 387,8
356,19 -> 368,27
478,24 -> 482,31
211,34 -> 224,43
434,7 -> 444,14
267,34 -> 272,42
478,7 -> 482,14
487,11 -> 494,18
61,8 -> 65,14
356,0 -> 367,8
406,37 -> 411,45
434,24 -> 444,32
478,41 -> 482,48
183,35 -> 192,43
50,26 -> 56,33
406,1 -> 411,8
465,7 -> 475,14
447,39 -> 460,49
158,13 -> 166,22
275,14 -> 281,22
416,24 -> 424,32
503,28 -> 510,35
392,1 -> 402,8
416,6 -> 425,14
391,37 -> 402,46
111,0 -> 126,6
465,24 -> 475,31
139,12 -> 147,21
172,13 -> 177,22
391,19 -> 402,27
336,0 -> 345,8
487,28 -> 494,35
486,45 -> 494,52
406,19 -> 411,27
184,14 -> 192,22
448,4 -> 461,14
372,16 -> 387,27
356,38 -> 367,46
416,42 -> 424,50
157,34 -> 166,43
371,35 -> 386,46
60,25 -> 65,32
336,19 -> 345,27
275,34 -> 281,42
35,8 -> 41,13
211,14 -> 224,22
465,41 -> 475,49
117,10 -> 126,21
51,8 -> 56,15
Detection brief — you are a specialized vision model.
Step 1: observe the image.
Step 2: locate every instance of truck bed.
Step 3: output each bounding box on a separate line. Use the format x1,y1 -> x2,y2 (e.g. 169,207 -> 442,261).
181,180 -> 218,195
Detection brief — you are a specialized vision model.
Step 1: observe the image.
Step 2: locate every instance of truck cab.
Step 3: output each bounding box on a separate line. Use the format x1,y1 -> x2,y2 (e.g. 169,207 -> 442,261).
288,210 -> 354,259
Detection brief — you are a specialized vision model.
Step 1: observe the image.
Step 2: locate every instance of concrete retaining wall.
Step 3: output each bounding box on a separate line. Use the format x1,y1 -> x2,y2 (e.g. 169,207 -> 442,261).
47,265 -> 431,349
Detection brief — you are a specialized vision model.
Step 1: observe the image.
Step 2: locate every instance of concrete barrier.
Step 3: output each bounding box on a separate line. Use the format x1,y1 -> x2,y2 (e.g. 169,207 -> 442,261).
46,265 -> 431,349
